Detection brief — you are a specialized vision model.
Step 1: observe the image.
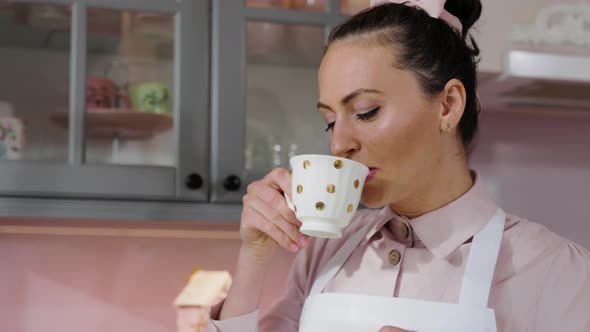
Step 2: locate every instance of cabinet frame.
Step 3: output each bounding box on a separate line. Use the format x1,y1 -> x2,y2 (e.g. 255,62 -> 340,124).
0,0 -> 357,221
0,0 -> 210,202
210,0 -> 348,203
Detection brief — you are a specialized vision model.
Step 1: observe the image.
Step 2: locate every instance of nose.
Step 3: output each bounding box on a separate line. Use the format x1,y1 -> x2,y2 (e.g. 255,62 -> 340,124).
330,118 -> 360,159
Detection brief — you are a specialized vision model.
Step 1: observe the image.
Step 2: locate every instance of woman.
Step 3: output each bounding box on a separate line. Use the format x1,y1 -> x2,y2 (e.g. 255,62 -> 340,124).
204,0 -> 590,331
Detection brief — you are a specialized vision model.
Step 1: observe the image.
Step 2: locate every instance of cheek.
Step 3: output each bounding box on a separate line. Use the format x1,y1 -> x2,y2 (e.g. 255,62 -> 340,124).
367,108 -> 439,170
364,112 -> 418,156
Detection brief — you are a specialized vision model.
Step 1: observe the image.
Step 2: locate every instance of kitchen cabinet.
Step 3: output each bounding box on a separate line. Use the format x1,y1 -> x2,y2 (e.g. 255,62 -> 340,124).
211,0 -> 367,203
0,0 -> 209,204
0,0 -> 366,221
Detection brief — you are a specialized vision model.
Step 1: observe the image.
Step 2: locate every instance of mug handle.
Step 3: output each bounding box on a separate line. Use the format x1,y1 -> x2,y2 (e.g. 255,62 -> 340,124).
284,193 -> 296,212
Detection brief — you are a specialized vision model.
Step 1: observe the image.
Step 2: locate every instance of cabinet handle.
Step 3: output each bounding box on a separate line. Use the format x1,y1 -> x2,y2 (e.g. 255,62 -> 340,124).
223,175 -> 242,192
185,173 -> 203,190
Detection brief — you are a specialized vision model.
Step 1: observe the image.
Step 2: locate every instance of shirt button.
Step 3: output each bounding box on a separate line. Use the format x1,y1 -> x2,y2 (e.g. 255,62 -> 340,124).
400,223 -> 409,239
388,250 -> 401,266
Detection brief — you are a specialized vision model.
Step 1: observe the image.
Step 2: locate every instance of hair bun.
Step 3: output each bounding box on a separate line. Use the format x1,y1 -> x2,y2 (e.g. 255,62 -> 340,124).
444,0 -> 482,35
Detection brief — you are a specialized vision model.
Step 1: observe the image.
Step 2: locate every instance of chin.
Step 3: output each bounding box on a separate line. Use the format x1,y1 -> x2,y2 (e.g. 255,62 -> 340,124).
360,199 -> 384,209
360,185 -> 388,209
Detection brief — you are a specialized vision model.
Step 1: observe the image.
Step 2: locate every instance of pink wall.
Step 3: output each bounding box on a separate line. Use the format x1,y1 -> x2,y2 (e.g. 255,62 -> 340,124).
0,221 -> 296,332
471,110 -> 590,249
1,110 -> 590,332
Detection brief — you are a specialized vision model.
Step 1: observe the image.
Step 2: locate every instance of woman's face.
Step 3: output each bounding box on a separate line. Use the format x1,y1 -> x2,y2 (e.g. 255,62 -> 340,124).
318,40 -> 448,208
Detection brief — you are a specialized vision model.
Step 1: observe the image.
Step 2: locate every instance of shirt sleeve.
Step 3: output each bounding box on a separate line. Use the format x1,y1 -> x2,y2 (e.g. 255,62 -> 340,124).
535,241 -> 590,332
203,210 -> 369,332
206,240 -> 319,332
207,306 -> 259,332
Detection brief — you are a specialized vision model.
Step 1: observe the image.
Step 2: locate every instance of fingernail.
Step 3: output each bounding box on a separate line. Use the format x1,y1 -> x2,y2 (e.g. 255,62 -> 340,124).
290,244 -> 300,253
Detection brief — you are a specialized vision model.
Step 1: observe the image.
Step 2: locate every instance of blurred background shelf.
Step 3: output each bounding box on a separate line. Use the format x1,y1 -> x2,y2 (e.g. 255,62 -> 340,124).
50,108 -> 173,140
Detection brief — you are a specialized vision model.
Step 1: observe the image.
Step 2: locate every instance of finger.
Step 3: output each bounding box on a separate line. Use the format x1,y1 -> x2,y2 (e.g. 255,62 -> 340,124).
245,193 -> 307,248
246,205 -> 301,253
247,180 -> 302,229
260,168 -> 295,217
262,168 -> 292,198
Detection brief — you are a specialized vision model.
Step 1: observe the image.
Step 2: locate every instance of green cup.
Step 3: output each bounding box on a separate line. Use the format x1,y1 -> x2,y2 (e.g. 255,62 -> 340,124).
128,81 -> 172,114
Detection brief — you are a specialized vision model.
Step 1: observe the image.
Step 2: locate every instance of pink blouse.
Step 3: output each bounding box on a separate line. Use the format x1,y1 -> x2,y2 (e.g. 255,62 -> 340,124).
210,176 -> 590,331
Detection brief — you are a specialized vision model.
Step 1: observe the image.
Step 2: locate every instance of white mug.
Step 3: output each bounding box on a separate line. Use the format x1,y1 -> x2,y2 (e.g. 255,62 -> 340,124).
287,154 -> 369,239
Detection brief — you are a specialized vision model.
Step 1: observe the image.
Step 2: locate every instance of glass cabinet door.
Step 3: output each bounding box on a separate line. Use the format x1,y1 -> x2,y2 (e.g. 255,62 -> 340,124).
245,21 -> 327,175
0,0 -> 209,201
212,0 -> 351,202
247,0 -> 371,14
0,2 -> 71,162
83,8 -> 175,167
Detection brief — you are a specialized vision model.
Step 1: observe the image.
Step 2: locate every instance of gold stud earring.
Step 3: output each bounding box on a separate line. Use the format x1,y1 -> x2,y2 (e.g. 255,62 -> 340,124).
442,123 -> 452,132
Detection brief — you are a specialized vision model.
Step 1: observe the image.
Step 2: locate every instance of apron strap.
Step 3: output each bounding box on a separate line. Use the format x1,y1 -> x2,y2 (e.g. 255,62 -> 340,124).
308,208 -> 506,309
458,208 -> 506,307
308,219 -> 377,296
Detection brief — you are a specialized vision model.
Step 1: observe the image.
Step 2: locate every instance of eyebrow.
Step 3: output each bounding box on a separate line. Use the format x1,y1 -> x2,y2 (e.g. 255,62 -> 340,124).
317,88 -> 382,110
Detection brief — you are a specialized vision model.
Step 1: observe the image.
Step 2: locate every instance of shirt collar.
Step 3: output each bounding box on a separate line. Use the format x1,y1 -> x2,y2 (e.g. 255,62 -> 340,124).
408,173 -> 498,259
364,205 -> 396,241
365,173 -> 498,259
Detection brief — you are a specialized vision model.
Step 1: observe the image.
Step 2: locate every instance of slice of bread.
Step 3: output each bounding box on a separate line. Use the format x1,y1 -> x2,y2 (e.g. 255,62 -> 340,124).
173,269 -> 232,308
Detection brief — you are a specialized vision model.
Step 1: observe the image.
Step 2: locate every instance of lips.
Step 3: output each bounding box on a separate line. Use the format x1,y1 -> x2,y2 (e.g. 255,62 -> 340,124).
366,167 -> 378,182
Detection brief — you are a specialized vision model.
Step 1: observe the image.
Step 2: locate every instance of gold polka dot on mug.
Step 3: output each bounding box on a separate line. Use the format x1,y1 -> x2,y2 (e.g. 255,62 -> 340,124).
327,184 -> 336,194
334,160 -> 343,169
316,202 -> 325,211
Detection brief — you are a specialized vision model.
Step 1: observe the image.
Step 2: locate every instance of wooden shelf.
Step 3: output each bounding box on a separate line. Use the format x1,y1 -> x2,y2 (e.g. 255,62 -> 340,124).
50,108 -> 173,140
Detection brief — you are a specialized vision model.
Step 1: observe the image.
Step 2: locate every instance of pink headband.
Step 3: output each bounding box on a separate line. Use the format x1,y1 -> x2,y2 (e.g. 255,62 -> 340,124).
370,0 -> 463,36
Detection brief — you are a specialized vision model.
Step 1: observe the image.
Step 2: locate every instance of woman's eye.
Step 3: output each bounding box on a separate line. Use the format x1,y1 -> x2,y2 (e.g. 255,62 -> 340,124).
325,122 -> 335,132
356,107 -> 380,121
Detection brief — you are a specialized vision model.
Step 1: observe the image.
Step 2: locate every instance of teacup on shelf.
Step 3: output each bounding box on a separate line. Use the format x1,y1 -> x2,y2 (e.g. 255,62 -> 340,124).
128,81 -> 172,114
86,76 -> 131,111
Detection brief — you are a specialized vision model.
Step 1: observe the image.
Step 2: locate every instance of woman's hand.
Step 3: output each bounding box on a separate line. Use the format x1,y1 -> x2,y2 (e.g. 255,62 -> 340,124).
175,307 -> 208,332
378,327 -> 414,332
240,168 -> 308,262
219,168 -> 309,320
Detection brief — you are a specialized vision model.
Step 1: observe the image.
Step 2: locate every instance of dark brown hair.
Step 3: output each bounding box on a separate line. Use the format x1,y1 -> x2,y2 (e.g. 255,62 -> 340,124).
327,0 -> 482,151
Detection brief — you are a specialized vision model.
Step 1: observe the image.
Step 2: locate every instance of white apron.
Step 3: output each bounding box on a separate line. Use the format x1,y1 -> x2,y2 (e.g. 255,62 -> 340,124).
299,209 -> 506,332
